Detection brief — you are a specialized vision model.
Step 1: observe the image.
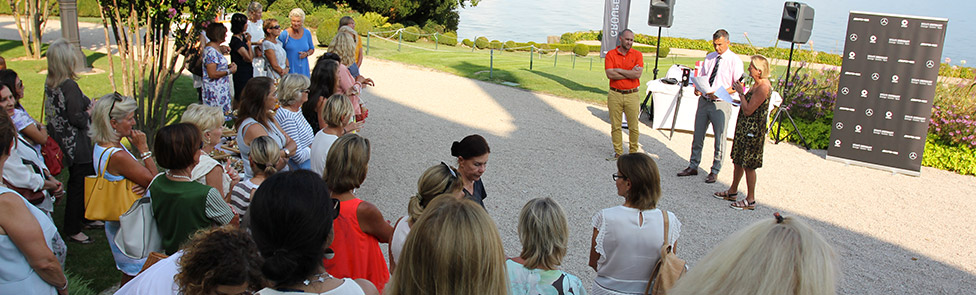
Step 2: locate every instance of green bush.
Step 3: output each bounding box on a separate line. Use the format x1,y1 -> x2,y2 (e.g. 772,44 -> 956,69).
490,40 -> 502,50
362,12 -> 389,29
462,38 -> 474,47
573,43 -> 589,56
437,32 -> 457,46
475,37 -> 489,49
422,20 -> 446,34
504,41 -> 517,51
402,26 -> 421,42
560,30 -> 601,44
769,113 -> 833,149
267,0 -> 315,18
352,14 -> 373,36
922,134 -> 976,176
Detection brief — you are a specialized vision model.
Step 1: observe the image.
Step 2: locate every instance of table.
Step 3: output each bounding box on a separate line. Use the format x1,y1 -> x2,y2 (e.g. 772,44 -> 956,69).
646,80 -> 780,140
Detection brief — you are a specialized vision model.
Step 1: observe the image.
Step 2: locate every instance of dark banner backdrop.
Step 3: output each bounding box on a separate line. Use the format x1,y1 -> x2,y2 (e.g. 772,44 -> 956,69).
601,0 -> 632,57
826,11 -> 948,176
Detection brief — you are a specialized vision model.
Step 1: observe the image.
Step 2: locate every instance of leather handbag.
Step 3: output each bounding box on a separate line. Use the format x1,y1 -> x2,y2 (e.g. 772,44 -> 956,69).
114,185 -> 163,259
41,137 -> 63,176
645,210 -> 687,295
3,178 -> 45,205
84,148 -> 142,221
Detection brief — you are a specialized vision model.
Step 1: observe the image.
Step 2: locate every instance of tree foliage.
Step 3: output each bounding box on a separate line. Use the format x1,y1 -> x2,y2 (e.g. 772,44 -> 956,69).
5,0 -> 55,59
96,0 -> 233,137
345,0 -> 477,31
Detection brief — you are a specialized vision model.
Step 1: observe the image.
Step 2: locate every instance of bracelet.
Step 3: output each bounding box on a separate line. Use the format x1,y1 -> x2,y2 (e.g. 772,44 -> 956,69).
140,151 -> 153,160
57,280 -> 67,291
282,149 -> 291,158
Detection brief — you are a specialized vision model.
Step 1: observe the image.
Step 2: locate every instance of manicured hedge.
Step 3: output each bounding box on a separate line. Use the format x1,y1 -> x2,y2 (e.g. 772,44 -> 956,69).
402,26 -> 421,42
437,32 -> 457,46
573,43 -> 589,56
462,38 -> 474,47
475,37 -> 489,49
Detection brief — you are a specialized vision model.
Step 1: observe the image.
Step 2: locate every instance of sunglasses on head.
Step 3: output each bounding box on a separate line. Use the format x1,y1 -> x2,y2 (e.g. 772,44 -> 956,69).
439,162 -> 458,195
108,92 -> 124,117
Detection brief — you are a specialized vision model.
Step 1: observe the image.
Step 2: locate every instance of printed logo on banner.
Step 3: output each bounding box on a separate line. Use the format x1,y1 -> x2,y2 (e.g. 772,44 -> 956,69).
881,18 -> 889,26
870,35 -> 877,43
885,111 -> 893,120
850,34 -> 858,41
926,60 -> 936,68
861,89 -> 868,98
891,75 -> 899,83
842,87 -> 850,95
836,122 -> 844,130
871,73 -> 880,80
855,125 -> 862,133
848,52 -> 856,60
865,108 -> 874,117
901,19 -> 909,28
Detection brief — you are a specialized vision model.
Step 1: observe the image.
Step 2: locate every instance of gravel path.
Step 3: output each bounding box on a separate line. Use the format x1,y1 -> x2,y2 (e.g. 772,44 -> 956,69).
353,57 -> 975,294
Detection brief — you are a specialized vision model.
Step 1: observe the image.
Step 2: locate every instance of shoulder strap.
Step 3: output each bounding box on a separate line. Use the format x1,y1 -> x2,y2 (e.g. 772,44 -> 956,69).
95,147 -> 115,177
645,210 -> 671,295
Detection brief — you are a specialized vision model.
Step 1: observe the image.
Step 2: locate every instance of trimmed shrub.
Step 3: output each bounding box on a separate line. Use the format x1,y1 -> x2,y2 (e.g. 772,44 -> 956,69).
573,43 -> 589,56
362,12 -> 389,29
422,20 -> 446,34
402,26 -> 421,42
267,0 -> 315,19
922,134 -> 976,176
462,38 -> 474,47
352,14 -> 373,36
437,32 -> 458,46
475,37 -> 489,49
504,41 -> 517,51
490,40 -> 503,50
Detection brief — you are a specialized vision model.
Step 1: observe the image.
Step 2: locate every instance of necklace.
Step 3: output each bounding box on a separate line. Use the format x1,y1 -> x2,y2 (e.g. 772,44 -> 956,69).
302,272 -> 334,286
166,172 -> 192,181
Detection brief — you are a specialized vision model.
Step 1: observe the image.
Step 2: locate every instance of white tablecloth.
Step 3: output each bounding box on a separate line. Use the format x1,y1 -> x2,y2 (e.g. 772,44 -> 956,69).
647,80 -> 780,140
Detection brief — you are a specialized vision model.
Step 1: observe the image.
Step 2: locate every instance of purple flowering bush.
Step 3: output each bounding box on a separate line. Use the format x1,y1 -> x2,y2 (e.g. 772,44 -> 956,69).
930,82 -> 976,149
768,62 -> 840,148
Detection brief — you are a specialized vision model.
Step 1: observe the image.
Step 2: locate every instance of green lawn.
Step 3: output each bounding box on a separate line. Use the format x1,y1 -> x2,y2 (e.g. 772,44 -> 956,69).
362,36 -> 799,104
2,39 -> 197,293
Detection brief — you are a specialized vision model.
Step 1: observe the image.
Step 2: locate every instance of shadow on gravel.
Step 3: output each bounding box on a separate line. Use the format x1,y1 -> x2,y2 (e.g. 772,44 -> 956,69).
359,66 -> 976,294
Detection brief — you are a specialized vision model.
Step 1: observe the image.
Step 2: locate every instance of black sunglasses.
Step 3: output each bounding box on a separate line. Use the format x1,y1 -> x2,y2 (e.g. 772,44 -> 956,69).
439,162 -> 459,195
331,198 -> 341,220
612,173 -> 628,181
108,92 -> 124,117
270,25 -> 281,29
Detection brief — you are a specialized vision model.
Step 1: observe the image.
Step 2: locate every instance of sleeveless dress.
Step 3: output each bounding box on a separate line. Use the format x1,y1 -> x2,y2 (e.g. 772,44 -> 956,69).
323,198 -> 389,294
256,278 -> 367,294
730,90 -> 770,169
506,259 -> 588,295
237,117 -> 288,178
92,144 -> 146,276
0,187 -> 66,294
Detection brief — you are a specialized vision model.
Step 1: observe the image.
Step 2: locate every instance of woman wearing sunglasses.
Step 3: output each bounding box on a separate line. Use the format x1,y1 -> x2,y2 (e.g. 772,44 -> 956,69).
388,163 -> 463,272
262,18 -> 289,80
589,153 -> 682,294
89,93 -> 158,285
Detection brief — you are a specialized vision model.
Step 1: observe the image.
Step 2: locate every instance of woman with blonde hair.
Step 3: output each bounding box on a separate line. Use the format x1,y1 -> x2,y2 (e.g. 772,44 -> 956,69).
44,38 -> 96,244
322,133 -> 393,293
509,198 -> 587,295
668,213 -> 838,295
273,74 -> 314,170
182,103 -> 238,199
589,152 -> 681,294
389,163 -> 462,271
309,94 -> 360,176
715,55 -> 772,210
89,93 -> 158,284
387,196 -> 508,295
229,136 -> 280,216
327,33 -> 373,121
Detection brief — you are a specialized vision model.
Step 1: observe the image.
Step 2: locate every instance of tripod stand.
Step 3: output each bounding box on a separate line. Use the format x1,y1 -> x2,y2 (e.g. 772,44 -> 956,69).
639,27 -> 665,121
767,42 -> 810,150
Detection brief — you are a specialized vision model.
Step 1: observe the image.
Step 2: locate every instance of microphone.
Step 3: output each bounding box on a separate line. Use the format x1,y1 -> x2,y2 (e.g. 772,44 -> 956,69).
738,73 -> 747,83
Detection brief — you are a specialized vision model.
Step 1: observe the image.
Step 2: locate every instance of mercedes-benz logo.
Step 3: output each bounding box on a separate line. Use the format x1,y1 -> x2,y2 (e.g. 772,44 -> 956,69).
841,87 -> 850,95
909,152 -> 918,160
836,122 -> 844,130
926,60 -> 936,68
881,18 -> 889,26
865,109 -> 874,116
871,73 -> 880,80
850,33 -> 858,42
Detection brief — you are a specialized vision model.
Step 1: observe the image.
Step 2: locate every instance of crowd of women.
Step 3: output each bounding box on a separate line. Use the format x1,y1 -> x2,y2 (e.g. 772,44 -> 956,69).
0,4 -> 840,295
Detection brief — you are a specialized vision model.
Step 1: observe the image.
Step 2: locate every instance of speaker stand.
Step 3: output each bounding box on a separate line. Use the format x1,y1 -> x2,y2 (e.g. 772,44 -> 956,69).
767,42 -> 810,150
640,27 -> 664,120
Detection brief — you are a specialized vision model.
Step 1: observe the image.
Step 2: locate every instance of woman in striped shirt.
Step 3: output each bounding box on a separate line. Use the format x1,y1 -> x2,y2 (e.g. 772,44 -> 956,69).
273,74 -> 314,170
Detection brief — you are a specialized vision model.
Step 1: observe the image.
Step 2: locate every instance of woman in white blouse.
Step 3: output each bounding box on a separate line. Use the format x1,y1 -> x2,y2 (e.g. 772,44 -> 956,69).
262,19 -> 288,80
589,153 -> 681,294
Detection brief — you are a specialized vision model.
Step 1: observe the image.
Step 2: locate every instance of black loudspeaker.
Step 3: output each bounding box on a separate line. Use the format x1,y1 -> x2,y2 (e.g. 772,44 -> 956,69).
778,1 -> 814,43
648,0 -> 674,28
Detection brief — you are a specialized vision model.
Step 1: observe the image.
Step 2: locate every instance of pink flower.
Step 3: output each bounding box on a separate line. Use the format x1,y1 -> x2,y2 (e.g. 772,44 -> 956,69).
945,57 -> 952,64
178,0 -> 186,3
167,8 -> 177,18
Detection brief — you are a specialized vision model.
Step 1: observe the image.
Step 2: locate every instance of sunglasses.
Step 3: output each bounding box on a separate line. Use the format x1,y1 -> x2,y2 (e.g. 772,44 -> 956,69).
439,162 -> 459,195
270,25 -> 281,29
108,92 -> 124,116
331,198 -> 341,220
612,173 -> 628,181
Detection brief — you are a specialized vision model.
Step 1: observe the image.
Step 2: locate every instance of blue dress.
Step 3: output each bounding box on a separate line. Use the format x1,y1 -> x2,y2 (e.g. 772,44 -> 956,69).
278,27 -> 314,77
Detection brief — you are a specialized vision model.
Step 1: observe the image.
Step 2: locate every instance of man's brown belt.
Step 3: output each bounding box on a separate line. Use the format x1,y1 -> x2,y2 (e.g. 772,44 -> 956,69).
610,87 -> 639,94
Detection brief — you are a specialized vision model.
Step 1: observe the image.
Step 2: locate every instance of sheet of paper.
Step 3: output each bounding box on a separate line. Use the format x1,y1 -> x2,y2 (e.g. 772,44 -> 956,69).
690,76 -> 739,106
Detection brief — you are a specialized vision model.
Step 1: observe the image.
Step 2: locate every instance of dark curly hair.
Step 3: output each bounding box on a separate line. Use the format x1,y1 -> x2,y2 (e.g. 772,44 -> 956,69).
175,226 -> 266,295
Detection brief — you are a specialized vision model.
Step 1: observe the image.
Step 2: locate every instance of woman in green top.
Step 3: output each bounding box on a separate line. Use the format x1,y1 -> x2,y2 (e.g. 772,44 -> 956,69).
149,123 -> 236,255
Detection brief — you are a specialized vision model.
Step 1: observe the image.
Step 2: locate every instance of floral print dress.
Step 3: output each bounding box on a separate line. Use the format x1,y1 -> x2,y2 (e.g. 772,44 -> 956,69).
202,46 -> 232,114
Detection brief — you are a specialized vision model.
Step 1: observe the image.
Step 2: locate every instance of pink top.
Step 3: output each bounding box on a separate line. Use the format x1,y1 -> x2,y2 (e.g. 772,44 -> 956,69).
337,65 -> 362,116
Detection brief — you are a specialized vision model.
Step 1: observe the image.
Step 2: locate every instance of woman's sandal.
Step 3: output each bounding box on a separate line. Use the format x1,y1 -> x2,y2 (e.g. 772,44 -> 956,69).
730,200 -> 756,210
713,191 -> 738,201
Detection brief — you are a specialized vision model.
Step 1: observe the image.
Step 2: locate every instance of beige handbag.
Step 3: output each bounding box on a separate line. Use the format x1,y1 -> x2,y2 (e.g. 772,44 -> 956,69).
645,210 -> 687,295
